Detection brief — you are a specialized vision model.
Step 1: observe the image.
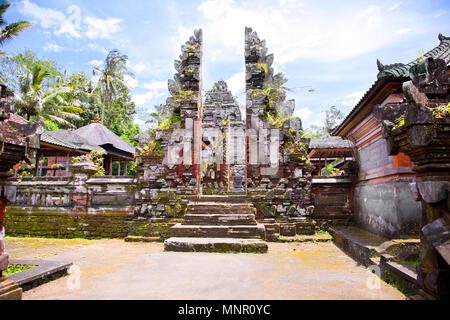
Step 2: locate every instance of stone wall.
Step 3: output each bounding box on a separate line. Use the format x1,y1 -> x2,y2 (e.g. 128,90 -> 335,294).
311,177 -> 353,218
4,208 -> 178,240
354,179 -> 421,238
4,209 -> 132,239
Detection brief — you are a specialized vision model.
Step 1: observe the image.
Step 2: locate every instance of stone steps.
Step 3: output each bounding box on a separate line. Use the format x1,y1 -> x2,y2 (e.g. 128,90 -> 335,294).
170,224 -> 265,239
165,197 -> 268,253
187,203 -> 256,215
186,195 -> 249,203
164,237 -> 268,253
183,214 -> 257,225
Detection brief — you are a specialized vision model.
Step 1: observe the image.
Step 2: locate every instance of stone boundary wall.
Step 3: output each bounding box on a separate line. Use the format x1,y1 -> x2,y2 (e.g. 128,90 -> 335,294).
311,177 -> 353,219
4,208 -> 178,240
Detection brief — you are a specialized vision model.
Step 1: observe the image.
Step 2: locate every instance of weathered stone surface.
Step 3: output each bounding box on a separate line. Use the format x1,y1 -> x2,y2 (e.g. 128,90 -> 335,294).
280,224 -> 296,236
164,237 -> 268,253
183,214 -> 257,226
0,277 -> 22,300
377,53 -> 450,299
170,224 -> 265,239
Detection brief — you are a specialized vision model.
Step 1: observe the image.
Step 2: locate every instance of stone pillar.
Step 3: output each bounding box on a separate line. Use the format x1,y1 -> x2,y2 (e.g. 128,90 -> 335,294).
378,55 -> 450,299
167,29 -> 203,194
70,161 -> 98,211
0,195 -> 22,300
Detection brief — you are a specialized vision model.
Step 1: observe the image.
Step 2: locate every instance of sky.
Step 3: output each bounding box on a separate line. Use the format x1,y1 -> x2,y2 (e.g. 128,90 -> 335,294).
3,0 -> 450,130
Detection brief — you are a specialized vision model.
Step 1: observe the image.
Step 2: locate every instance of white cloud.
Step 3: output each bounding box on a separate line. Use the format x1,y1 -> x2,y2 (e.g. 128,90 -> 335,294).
191,0 -> 420,64
389,2 -> 401,11
434,10 -> 446,17
294,107 -> 325,129
84,16 -> 122,39
225,72 -> 245,107
226,72 -> 245,95
124,75 -> 139,89
142,81 -> 167,90
128,61 -> 148,75
132,81 -> 167,106
19,0 -> 82,38
43,42 -> 63,52
395,28 -> 411,35
340,91 -> 365,107
19,1 -> 122,40
87,43 -> 108,54
88,59 -> 103,66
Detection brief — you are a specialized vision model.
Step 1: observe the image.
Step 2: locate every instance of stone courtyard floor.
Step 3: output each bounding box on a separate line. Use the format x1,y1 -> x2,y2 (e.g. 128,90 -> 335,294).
5,237 -> 406,300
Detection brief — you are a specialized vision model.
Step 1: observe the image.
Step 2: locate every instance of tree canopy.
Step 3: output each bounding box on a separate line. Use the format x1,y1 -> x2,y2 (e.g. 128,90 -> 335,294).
0,1 -> 32,54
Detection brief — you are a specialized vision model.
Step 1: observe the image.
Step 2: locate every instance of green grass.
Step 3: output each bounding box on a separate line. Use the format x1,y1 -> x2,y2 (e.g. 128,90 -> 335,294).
3,264 -> 36,277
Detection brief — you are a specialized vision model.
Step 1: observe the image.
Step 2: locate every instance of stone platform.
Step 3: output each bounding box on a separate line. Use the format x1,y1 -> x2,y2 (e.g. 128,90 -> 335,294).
165,196 -> 268,253
164,237 -> 268,253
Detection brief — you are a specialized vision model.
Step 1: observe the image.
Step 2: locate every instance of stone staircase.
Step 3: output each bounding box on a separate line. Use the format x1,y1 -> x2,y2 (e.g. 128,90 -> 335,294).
164,196 -> 268,253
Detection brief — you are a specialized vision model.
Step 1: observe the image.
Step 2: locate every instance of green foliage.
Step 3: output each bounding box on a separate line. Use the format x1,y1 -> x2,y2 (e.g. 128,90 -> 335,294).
321,159 -> 344,176
0,1 -> 32,53
2,51 -> 84,126
308,105 -> 345,136
300,129 -> 320,139
393,114 -> 405,130
92,49 -> 135,125
3,264 -> 36,276
262,80 -> 288,110
263,111 -> 291,128
71,150 -> 105,176
0,50 -> 62,92
44,120 -> 60,131
157,114 -> 181,131
137,140 -> 164,158
256,62 -> 268,74
8,160 -> 35,181
433,102 -> 450,119
172,89 -> 195,102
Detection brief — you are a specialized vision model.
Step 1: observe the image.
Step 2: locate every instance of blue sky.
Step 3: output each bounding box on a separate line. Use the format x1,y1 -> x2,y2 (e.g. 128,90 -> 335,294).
4,0 -> 450,130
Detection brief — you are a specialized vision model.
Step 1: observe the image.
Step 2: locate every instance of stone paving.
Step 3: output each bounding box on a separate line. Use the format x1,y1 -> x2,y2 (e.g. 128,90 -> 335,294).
5,237 -> 406,300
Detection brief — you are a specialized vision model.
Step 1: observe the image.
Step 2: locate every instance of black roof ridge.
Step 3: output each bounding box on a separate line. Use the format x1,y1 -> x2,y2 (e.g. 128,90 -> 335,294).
333,33 -> 450,136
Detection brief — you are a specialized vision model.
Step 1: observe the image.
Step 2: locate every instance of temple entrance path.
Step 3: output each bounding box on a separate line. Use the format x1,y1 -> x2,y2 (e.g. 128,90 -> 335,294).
5,238 -> 405,300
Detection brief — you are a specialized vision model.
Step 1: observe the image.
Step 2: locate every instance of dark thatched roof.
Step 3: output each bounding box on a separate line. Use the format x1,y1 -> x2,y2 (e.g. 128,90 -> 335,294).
41,130 -> 105,152
73,123 -> 135,155
309,135 -> 354,150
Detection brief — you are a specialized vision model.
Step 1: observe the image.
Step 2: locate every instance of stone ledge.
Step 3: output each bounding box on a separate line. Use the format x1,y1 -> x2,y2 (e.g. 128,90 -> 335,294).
7,259 -> 72,292
329,226 -> 388,266
124,236 -> 160,242
164,237 -> 268,253
0,277 -> 22,300
312,178 -> 352,184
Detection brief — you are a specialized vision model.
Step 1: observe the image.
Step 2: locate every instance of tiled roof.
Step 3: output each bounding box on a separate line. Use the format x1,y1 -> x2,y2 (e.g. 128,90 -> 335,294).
73,123 -> 136,155
6,113 -> 28,125
333,34 -> 450,136
41,130 -> 105,152
310,135 -> 355,149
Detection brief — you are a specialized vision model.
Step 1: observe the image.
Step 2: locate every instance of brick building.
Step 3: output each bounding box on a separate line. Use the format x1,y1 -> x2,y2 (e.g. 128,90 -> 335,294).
333,34 -> 450,237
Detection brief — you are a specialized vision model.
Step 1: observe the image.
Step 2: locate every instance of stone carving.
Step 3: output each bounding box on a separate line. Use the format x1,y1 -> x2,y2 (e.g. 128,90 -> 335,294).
377,53 -> 450,299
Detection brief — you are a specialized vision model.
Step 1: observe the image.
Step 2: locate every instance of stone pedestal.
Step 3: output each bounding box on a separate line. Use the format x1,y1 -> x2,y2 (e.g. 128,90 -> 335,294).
0,199 -> 22,300
70,162 -> 99,211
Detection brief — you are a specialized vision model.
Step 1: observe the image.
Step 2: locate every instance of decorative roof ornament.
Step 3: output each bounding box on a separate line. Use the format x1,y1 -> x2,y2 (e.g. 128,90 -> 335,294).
438,33 -> 450,42
92,113 -> 101,124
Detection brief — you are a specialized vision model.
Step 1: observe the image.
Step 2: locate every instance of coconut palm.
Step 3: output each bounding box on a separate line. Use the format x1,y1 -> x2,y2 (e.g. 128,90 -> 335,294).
92,49 -> 134,125
0,1 -> 32,53
14,64 -> 82,127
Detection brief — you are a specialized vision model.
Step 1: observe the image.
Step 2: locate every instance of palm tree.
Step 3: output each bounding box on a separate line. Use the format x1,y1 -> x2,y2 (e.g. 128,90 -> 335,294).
93,49 -> 134,125
14,64 -> 82,127
0,1 -> 32,53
